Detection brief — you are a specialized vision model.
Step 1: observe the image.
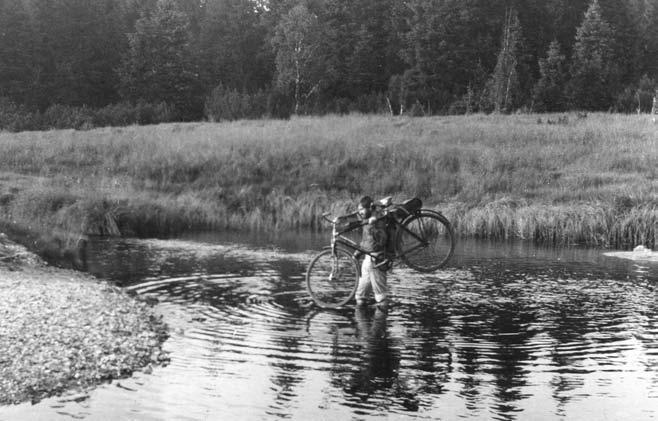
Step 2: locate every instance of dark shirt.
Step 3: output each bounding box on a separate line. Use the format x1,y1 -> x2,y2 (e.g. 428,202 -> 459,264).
361,217 -> 388,253
336,209 -> 388,253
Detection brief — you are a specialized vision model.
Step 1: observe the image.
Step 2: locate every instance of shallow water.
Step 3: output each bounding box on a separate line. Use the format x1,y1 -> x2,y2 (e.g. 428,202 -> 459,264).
2,233 -> 657,421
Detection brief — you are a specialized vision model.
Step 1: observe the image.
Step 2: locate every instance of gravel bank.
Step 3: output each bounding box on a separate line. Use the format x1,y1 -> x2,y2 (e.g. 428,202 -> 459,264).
0,235 -> 168,405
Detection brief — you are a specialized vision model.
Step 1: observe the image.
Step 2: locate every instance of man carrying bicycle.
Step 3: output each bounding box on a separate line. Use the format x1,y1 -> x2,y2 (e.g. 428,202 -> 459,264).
307,196 -> 454,309
337,196 -> 390,306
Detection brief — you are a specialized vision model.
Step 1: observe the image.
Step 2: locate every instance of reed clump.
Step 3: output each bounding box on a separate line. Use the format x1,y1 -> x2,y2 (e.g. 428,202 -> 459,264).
0,113 -> 655,249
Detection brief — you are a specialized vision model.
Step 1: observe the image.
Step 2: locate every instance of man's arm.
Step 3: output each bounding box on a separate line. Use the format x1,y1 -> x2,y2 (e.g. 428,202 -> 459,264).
334,212 -> 364,230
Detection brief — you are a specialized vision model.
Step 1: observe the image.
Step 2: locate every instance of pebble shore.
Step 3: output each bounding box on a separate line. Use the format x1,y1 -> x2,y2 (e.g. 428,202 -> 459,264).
0,235 -> 168,405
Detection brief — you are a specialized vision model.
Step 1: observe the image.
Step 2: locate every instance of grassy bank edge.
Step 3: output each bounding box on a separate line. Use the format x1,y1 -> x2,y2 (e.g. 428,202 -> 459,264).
1,187 -> 654,259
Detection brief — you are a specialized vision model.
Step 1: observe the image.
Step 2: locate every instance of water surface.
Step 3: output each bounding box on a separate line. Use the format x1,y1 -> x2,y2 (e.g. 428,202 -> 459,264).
1,234 -> 657,420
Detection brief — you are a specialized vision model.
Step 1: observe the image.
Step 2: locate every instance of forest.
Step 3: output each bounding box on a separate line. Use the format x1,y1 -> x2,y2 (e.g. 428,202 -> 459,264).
1,0 -> 658,129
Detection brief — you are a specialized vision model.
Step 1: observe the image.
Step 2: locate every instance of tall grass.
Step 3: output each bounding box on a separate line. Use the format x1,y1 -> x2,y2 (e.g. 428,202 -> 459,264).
0,113 -> 655,248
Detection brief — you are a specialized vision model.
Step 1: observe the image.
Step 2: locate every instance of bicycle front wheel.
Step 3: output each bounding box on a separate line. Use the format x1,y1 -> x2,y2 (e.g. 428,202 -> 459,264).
395,211 -> 455,272
306,248 -> 359,308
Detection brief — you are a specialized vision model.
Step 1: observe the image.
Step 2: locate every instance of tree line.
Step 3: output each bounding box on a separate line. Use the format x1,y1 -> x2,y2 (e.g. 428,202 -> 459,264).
1,0 -> 658,129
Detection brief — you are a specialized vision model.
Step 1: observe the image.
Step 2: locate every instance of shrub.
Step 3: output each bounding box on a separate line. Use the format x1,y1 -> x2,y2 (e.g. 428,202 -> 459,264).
266,89 -> 293,119
350,93 -> 389,114
448,97 -> 469,115
204,84 -> 269,122
134,101 -> 175,125
614,85 -> 637,113
41,104 -> 95,130
408,101 -> 426,117
637,74 -> 656,113
93,101 -> 175,127
93,102 -> 138,127
0,98 -> 37,132
204,84 -> 239,121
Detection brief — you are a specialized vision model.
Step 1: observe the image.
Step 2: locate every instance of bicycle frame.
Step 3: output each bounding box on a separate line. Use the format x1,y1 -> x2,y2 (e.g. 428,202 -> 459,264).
328,219 -> 373,258
322,208 -> 431,262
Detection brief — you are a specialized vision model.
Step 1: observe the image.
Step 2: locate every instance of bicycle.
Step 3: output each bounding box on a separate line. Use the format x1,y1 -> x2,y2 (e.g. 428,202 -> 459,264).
305,197 -> 455,308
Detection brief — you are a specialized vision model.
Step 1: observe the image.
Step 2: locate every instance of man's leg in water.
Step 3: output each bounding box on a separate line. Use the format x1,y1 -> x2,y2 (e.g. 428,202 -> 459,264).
371,264 -> 387,303
355,256 -> 387,304
355,256 -> 373,305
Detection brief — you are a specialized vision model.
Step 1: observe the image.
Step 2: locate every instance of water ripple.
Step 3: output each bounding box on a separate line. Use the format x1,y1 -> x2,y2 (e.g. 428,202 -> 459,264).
4,237 -> 658,420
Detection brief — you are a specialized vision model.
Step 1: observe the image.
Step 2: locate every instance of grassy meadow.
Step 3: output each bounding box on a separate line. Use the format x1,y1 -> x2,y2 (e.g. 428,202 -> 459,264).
0,113 -> 656,250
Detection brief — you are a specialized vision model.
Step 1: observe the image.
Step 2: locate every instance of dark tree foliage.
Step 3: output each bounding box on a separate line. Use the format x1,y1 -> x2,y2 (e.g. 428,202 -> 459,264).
342,0 -> 406,98
26,0 -> 126,108
543,0 -> 591,58
486,8 -> 525,113
399,0 -> 505,113
508,0 -> 550,97
629,0 -> 658,79
118,0 -> 202,119
0,0 -> 33,104
533,40 -> 568,112
271,3 -> 326,114
1,0 -> 657,124
597,0 -> 641,85
567,0 -> 619,110
199,0 -> 270,92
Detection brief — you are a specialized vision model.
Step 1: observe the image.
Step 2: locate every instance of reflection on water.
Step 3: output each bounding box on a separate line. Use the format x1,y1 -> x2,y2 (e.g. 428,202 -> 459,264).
1,236 -> 657,421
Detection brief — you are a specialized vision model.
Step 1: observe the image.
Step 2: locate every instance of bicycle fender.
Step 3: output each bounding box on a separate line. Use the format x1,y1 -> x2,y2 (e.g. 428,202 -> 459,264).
420,208 -> 445,217
400,209 -> 452,227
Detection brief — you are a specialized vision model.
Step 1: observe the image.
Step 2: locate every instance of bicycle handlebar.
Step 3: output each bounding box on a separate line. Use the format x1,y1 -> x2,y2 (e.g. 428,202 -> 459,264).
321,211 -> 391,227
321,212 -> 335,224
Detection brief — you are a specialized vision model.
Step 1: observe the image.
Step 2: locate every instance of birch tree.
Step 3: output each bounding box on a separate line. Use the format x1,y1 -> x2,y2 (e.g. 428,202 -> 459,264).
271,4 -> 322,114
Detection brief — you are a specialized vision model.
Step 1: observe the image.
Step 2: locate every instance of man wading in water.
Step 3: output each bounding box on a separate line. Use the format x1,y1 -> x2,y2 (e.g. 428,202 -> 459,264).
336,196 -> 390,306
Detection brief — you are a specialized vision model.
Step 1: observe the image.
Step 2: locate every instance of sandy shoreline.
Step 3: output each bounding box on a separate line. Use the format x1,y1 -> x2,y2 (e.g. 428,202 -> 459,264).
0,235 -> 168,405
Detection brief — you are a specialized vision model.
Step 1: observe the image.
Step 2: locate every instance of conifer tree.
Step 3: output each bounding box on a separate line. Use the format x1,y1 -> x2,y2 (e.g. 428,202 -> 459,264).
399,0 -> 503,113
532,40 -> 568,111
487,8 -> 524,113
596,0 -> 639,86
119,0 -> 202,119
631,0 -> 658,78
567,0 -> 618,110
544,0 -> 590,59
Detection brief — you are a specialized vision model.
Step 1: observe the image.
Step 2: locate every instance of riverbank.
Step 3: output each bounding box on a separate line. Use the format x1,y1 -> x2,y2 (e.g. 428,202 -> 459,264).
0,236 -> 168,405
0,113 -> 655,248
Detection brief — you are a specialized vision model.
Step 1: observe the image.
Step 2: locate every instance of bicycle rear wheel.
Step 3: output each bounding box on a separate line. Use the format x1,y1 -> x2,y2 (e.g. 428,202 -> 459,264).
395,211 -> 455,272
306,248 -> 359,308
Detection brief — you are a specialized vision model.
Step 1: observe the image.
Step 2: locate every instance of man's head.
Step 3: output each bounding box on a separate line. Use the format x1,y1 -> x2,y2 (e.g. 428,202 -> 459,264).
358,196 -> 374,218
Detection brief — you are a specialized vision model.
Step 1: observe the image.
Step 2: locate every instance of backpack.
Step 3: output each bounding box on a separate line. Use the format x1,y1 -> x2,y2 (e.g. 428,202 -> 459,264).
385,197 -> 423,256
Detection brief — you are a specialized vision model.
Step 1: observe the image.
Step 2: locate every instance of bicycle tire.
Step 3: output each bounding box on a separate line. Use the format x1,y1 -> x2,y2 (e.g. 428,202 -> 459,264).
306,248 -> 359,308
395,211 -> 455,272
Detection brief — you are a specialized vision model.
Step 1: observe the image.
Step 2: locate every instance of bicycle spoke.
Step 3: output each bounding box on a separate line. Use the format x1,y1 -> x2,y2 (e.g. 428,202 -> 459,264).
306,248 -> 359,308
396,212 -> 455,272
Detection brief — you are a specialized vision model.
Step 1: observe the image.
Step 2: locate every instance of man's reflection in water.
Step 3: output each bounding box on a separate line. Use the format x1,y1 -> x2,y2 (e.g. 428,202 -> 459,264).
345,303 -> 420,411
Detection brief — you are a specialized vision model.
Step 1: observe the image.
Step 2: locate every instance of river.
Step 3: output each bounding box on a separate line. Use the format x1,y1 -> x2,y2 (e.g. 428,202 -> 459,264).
2,232 -> 657,420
